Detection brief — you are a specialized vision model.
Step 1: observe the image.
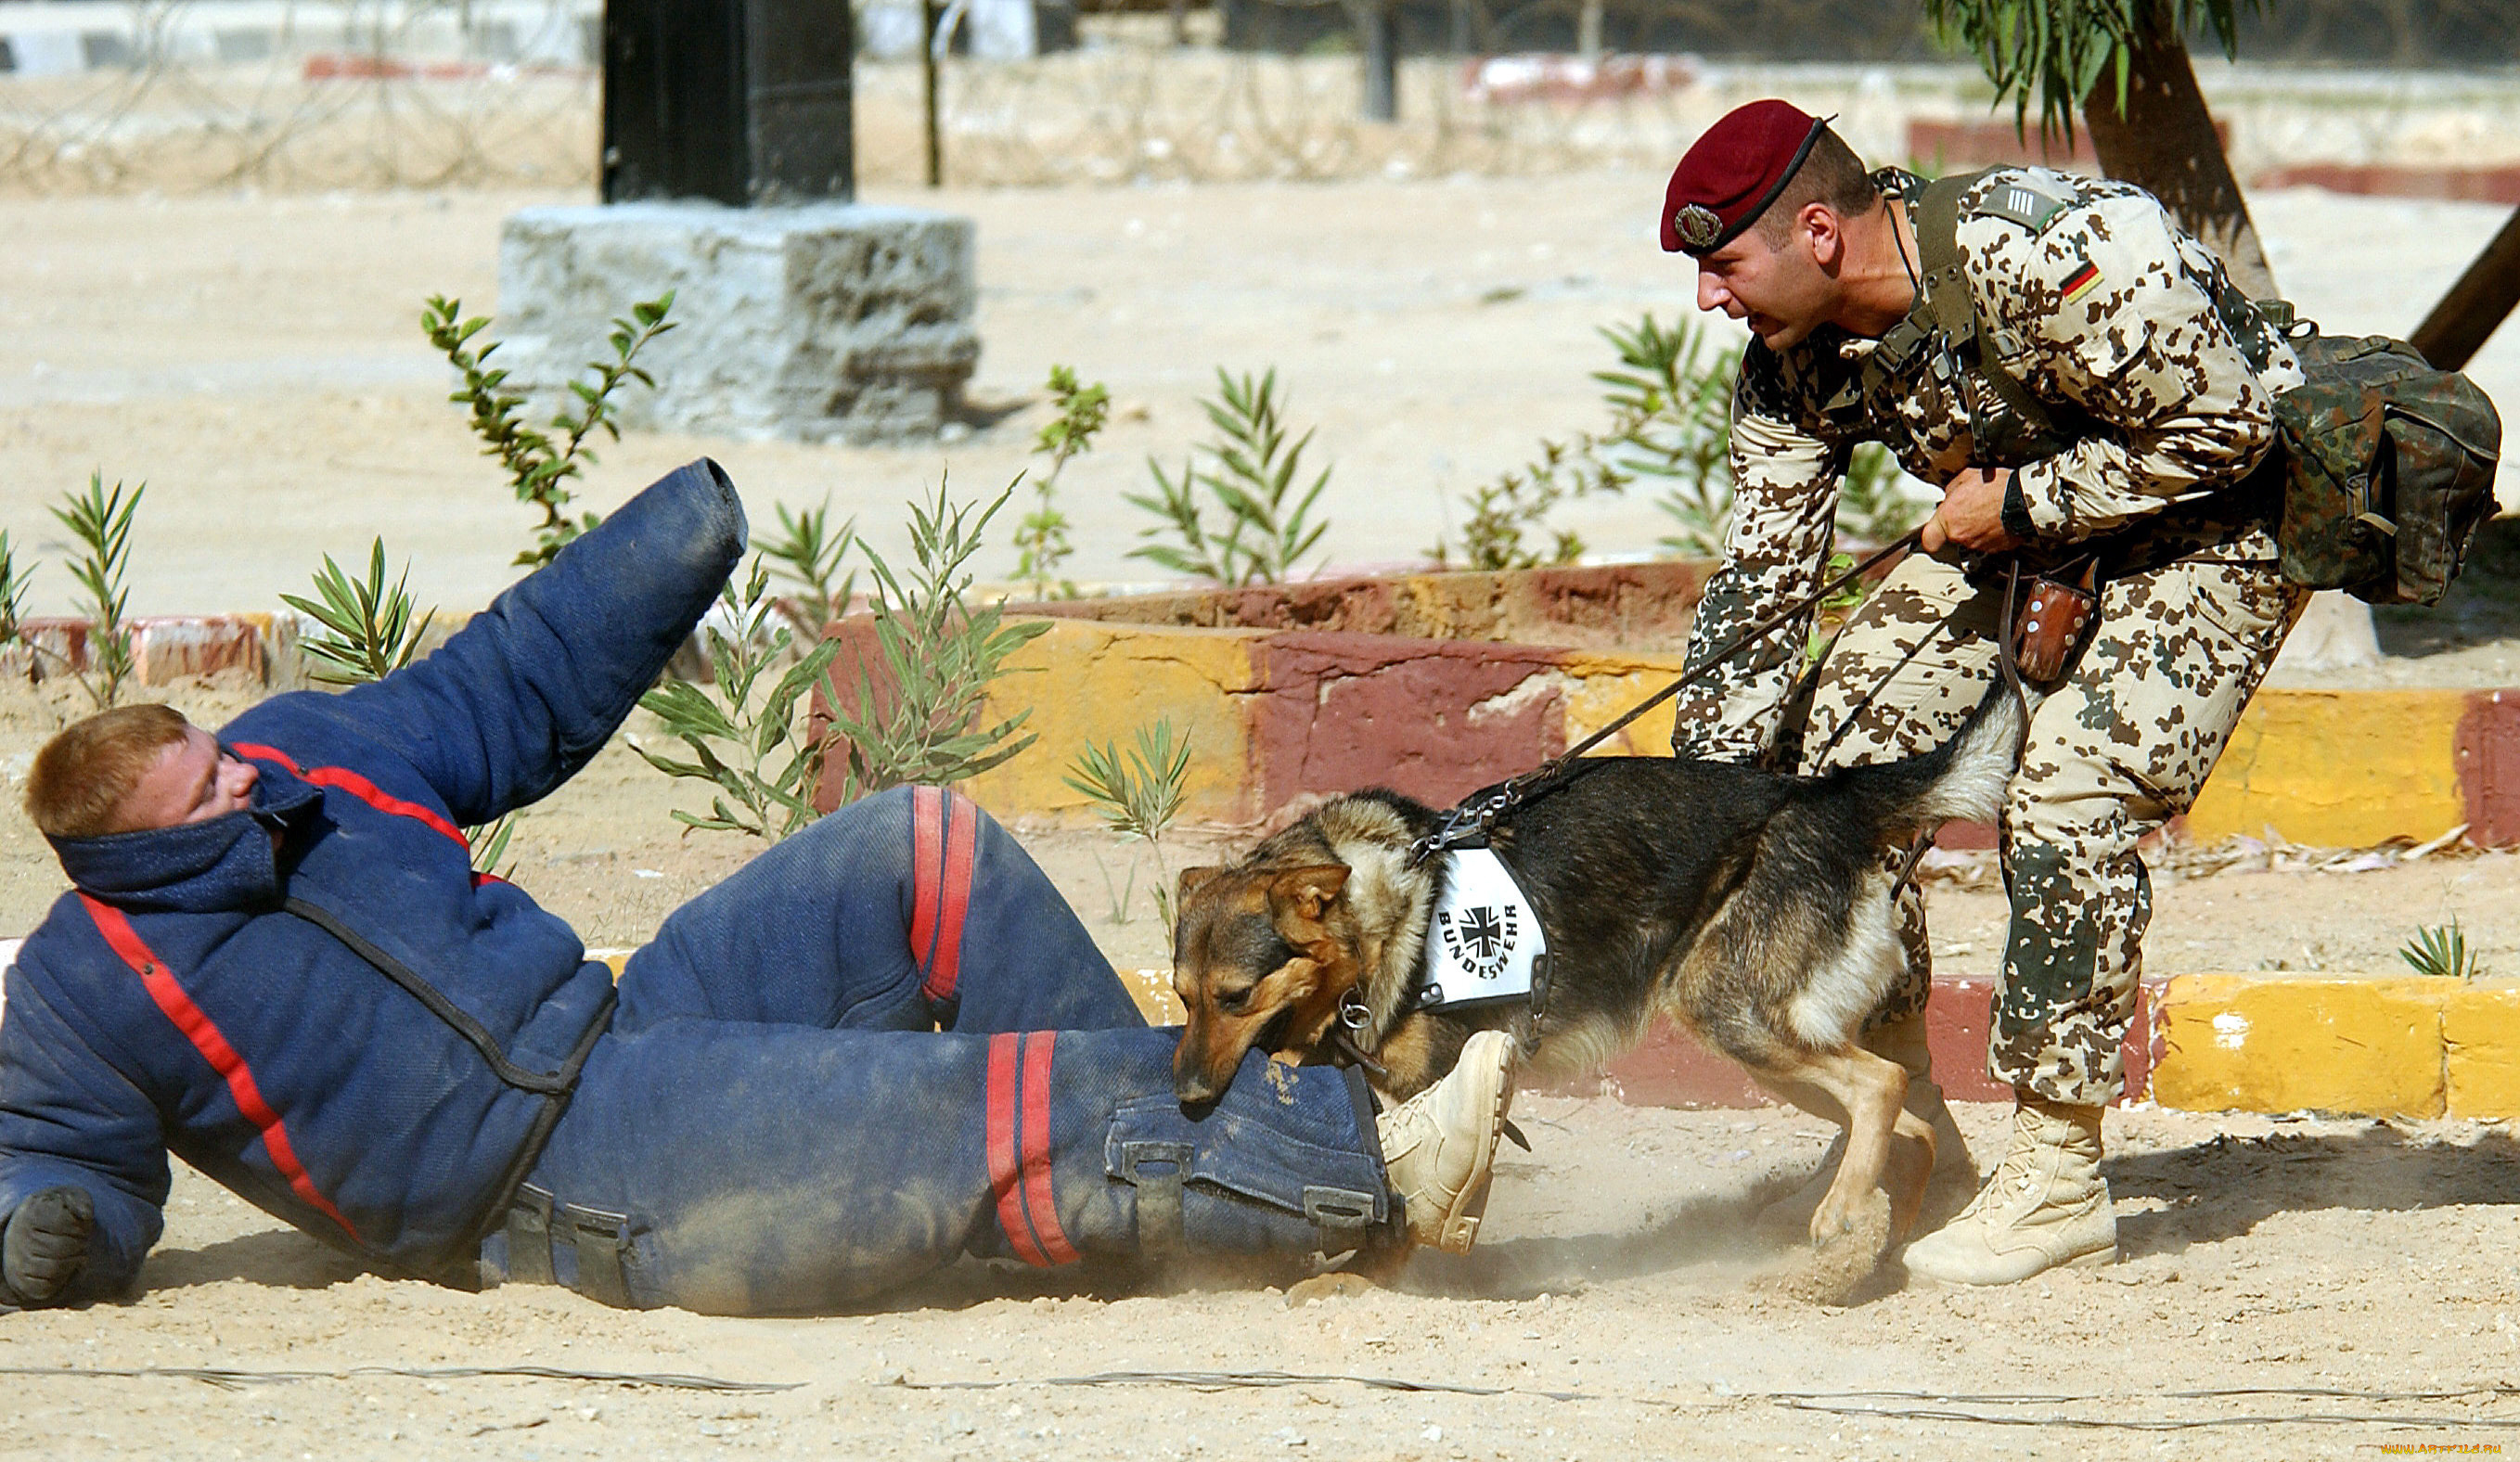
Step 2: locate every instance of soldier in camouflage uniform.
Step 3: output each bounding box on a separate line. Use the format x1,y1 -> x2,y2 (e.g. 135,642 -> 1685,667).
1658,100 -> 2305,1284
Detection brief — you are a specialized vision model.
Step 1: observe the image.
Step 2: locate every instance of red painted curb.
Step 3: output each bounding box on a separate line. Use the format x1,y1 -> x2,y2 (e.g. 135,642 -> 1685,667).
2461,688 -> 2520,846
1539,977 -> 2161,1109
14,615 -> 283,687
1250,632 -> 1567,818
1909,119 -> 2228,173
2256,162 -> 2520,205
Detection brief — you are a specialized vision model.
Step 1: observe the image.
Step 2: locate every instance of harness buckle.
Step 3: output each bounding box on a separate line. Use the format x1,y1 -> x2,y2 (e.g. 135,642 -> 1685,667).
559,1201 -> 636,1309
1302,1186 -> 1382,1230
1116,1140 -> 1195,1259
502,1185 -> 557,1287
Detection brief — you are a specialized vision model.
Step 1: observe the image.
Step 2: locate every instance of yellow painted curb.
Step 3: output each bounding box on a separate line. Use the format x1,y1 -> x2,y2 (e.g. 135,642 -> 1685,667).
2186,688 -> 2468,848
2442,986 -> 2520,1119
1121,967 -> 1184,1026
1561,650 -> 1691,756
958,620 -> 1266,827
2153,974 -> 2449,1118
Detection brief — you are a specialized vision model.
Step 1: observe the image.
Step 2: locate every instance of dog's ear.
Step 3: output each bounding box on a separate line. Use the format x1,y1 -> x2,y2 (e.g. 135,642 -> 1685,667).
1176,866 -> 1225,908
1269,865 -> 1351,925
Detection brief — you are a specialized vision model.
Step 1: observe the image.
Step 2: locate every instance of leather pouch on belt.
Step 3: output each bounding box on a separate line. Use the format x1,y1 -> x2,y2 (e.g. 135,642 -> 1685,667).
2011,558 -> 2100,684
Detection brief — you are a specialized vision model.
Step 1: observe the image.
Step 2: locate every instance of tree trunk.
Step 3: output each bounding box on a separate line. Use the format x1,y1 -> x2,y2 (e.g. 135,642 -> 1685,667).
921,0 -> 944,187
2411,203 -> 2520,371
1355,0 -> 1398,122
2077,9 -> 2275,301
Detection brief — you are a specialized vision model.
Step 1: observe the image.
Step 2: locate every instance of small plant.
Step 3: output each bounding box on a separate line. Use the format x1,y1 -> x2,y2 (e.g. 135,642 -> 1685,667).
1599,314 -> 1740,558
1127,367 -> 1330,585
1064,718 -> 1193,928
1015,365 -> 1111,599
2401,917 -> 2484,981
757,499 -> 857,640
1436,312 -> 1742,567
1440,435 -> 1627,571
281,538 -> 437,687
424,290 -> 678,568
282,538 -> 513,874
632,559 -> 847,841
0,531 -> 34,659
53,473 -> 142,710
820,479 -> 1053,802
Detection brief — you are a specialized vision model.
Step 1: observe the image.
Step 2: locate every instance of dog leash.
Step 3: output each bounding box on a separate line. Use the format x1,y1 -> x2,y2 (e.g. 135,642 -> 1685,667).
1352,528 -> 1922,1083
1407,527 -> 1925,868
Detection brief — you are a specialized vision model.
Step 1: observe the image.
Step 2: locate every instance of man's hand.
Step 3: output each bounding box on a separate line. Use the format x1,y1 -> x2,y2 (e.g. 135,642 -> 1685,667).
1921,468 -> 2024,554
1,1186 -> 95,1308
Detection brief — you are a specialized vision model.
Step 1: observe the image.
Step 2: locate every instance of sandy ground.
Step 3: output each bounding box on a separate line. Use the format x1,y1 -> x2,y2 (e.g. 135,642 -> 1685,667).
10,164 -> 2520,1457
0,671 -> 2518,1458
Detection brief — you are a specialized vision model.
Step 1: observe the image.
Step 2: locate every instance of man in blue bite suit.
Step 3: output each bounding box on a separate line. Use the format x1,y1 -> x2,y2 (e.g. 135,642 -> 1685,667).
0,460 -> 1517,1315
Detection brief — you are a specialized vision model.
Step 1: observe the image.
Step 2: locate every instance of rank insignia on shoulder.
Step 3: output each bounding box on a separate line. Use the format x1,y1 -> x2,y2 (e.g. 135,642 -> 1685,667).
2061,259 -> 2102,304
1974,177 -> 2076,234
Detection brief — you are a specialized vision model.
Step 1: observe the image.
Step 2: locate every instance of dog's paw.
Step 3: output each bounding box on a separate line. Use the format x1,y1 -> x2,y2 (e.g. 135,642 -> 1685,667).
1285,1272 -> 1381,1308
1760,1188 -> 1893,1306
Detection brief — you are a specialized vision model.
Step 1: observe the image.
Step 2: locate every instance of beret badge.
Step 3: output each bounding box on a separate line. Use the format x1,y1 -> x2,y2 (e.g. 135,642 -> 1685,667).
1672,202 -> 1723,250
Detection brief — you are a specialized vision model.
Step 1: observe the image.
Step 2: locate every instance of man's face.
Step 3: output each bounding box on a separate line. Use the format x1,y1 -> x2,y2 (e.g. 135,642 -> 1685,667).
115,726 -> 258,833
1692,213 -> 1840,351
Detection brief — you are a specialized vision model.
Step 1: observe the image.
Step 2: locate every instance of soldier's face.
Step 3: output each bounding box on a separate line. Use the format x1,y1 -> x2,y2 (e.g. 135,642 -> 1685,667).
1693,227 -> 1836,351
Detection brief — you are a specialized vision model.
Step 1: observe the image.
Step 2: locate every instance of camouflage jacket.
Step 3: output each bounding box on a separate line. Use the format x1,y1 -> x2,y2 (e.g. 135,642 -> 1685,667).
1672,165 -> 2304,763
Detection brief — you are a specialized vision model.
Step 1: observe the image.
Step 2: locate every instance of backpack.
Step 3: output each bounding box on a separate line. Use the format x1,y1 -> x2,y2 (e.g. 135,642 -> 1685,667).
2264,329 -> 2502,605
1911,170 -> 2504,606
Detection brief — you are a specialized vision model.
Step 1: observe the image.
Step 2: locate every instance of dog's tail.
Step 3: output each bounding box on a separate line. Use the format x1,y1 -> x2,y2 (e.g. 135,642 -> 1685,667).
1829,678 -> 2027,835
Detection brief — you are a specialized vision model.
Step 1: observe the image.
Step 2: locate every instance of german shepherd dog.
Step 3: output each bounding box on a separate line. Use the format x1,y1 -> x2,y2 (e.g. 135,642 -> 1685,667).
1169,686 -> 2024,1265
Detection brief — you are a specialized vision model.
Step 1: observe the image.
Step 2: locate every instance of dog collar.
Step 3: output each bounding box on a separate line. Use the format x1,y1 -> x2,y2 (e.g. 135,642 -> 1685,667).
1411,847 -> 1549,1015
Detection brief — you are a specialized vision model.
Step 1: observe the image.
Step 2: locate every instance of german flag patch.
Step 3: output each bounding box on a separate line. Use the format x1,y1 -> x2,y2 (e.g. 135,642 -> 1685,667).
2061,260 -> 2102,304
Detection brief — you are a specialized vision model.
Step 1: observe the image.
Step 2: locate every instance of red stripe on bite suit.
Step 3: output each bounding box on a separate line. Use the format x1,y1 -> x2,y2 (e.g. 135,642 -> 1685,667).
229,742 -> 467,849
79,894 -> 363,1243
925,793 -> 978,1005
1019,1032 -> 1079,1265
911,786 -> 943,976
985,1032 -> 1049,1265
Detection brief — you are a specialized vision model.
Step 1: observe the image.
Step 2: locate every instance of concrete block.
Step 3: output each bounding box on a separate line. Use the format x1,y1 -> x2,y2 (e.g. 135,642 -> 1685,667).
2443,985 -> 2520,1118
2152,974 -> 2447,1118
497,202 -> 979,445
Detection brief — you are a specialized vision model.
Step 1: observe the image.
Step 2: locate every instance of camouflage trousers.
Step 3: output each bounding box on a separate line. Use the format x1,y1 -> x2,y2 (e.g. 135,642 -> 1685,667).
1792,548 -> 2306,1104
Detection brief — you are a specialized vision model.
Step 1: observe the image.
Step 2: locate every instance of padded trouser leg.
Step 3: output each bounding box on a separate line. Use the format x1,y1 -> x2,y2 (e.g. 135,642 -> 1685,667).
524,1024 -> 1388,1313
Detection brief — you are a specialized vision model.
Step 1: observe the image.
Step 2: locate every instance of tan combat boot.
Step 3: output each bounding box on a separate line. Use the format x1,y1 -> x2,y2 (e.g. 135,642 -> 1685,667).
1375,1031 -> 1517,1254
1900,1093 -> 2115,1284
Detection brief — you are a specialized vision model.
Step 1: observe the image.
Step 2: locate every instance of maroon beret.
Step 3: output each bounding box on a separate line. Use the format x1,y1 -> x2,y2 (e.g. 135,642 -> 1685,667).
1660,99 -> 1832,255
